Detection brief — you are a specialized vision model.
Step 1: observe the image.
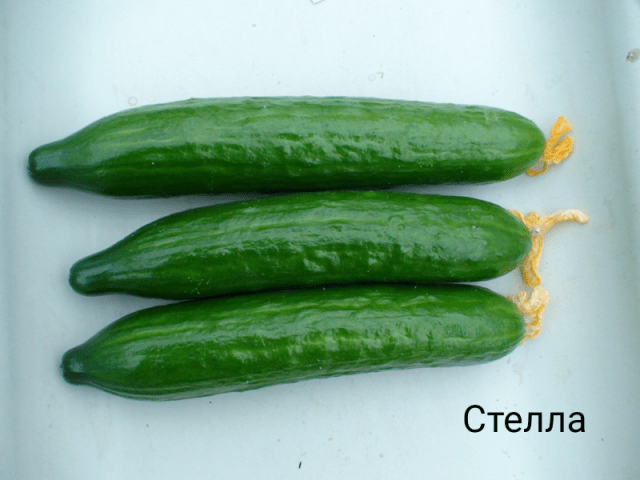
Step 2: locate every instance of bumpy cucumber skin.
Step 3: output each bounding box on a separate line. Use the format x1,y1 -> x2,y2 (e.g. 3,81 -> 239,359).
69,191 -> 531,300
28,97 -> 545,197
61,284 -> 525,401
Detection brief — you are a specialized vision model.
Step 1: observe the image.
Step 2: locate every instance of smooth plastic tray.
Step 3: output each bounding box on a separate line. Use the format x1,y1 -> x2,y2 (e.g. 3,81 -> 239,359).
2,1 -> 640,478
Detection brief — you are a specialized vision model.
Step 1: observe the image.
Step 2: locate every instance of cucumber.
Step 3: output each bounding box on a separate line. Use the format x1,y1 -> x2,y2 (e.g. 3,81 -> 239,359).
61,284 -> 525,401
69,191 -> 531,300
28,97 -> 545,197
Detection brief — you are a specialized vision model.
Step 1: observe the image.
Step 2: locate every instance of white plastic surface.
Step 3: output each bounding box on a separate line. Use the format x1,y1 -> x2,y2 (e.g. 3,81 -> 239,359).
2,1 -> 640,478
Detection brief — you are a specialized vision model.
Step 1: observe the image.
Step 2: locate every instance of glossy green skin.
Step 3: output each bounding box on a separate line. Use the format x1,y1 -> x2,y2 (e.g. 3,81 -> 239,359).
28,97 -> 545,197
69,191 -> 531,300
61,284 -> 525,401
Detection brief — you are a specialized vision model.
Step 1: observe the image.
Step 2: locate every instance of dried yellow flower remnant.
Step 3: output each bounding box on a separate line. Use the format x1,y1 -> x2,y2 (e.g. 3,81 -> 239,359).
509,209 -> 589,287
527,116 -> 574,177
508,286 -> 550,341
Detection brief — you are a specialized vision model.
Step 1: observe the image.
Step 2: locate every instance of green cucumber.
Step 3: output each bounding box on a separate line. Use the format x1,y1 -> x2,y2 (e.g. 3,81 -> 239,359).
29,97 -> 545,197
61,284 -> 525,401
69,191 -> 531,300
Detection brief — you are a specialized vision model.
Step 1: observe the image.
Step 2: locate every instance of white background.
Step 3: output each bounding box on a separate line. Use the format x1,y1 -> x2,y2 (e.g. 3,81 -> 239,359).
2,0 -> 640,478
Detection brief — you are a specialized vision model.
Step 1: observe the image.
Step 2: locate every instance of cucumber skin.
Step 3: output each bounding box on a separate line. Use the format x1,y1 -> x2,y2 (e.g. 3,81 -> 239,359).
61,284 -> 525,401
28,97 -> 545,197
69,191 -> 531,300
